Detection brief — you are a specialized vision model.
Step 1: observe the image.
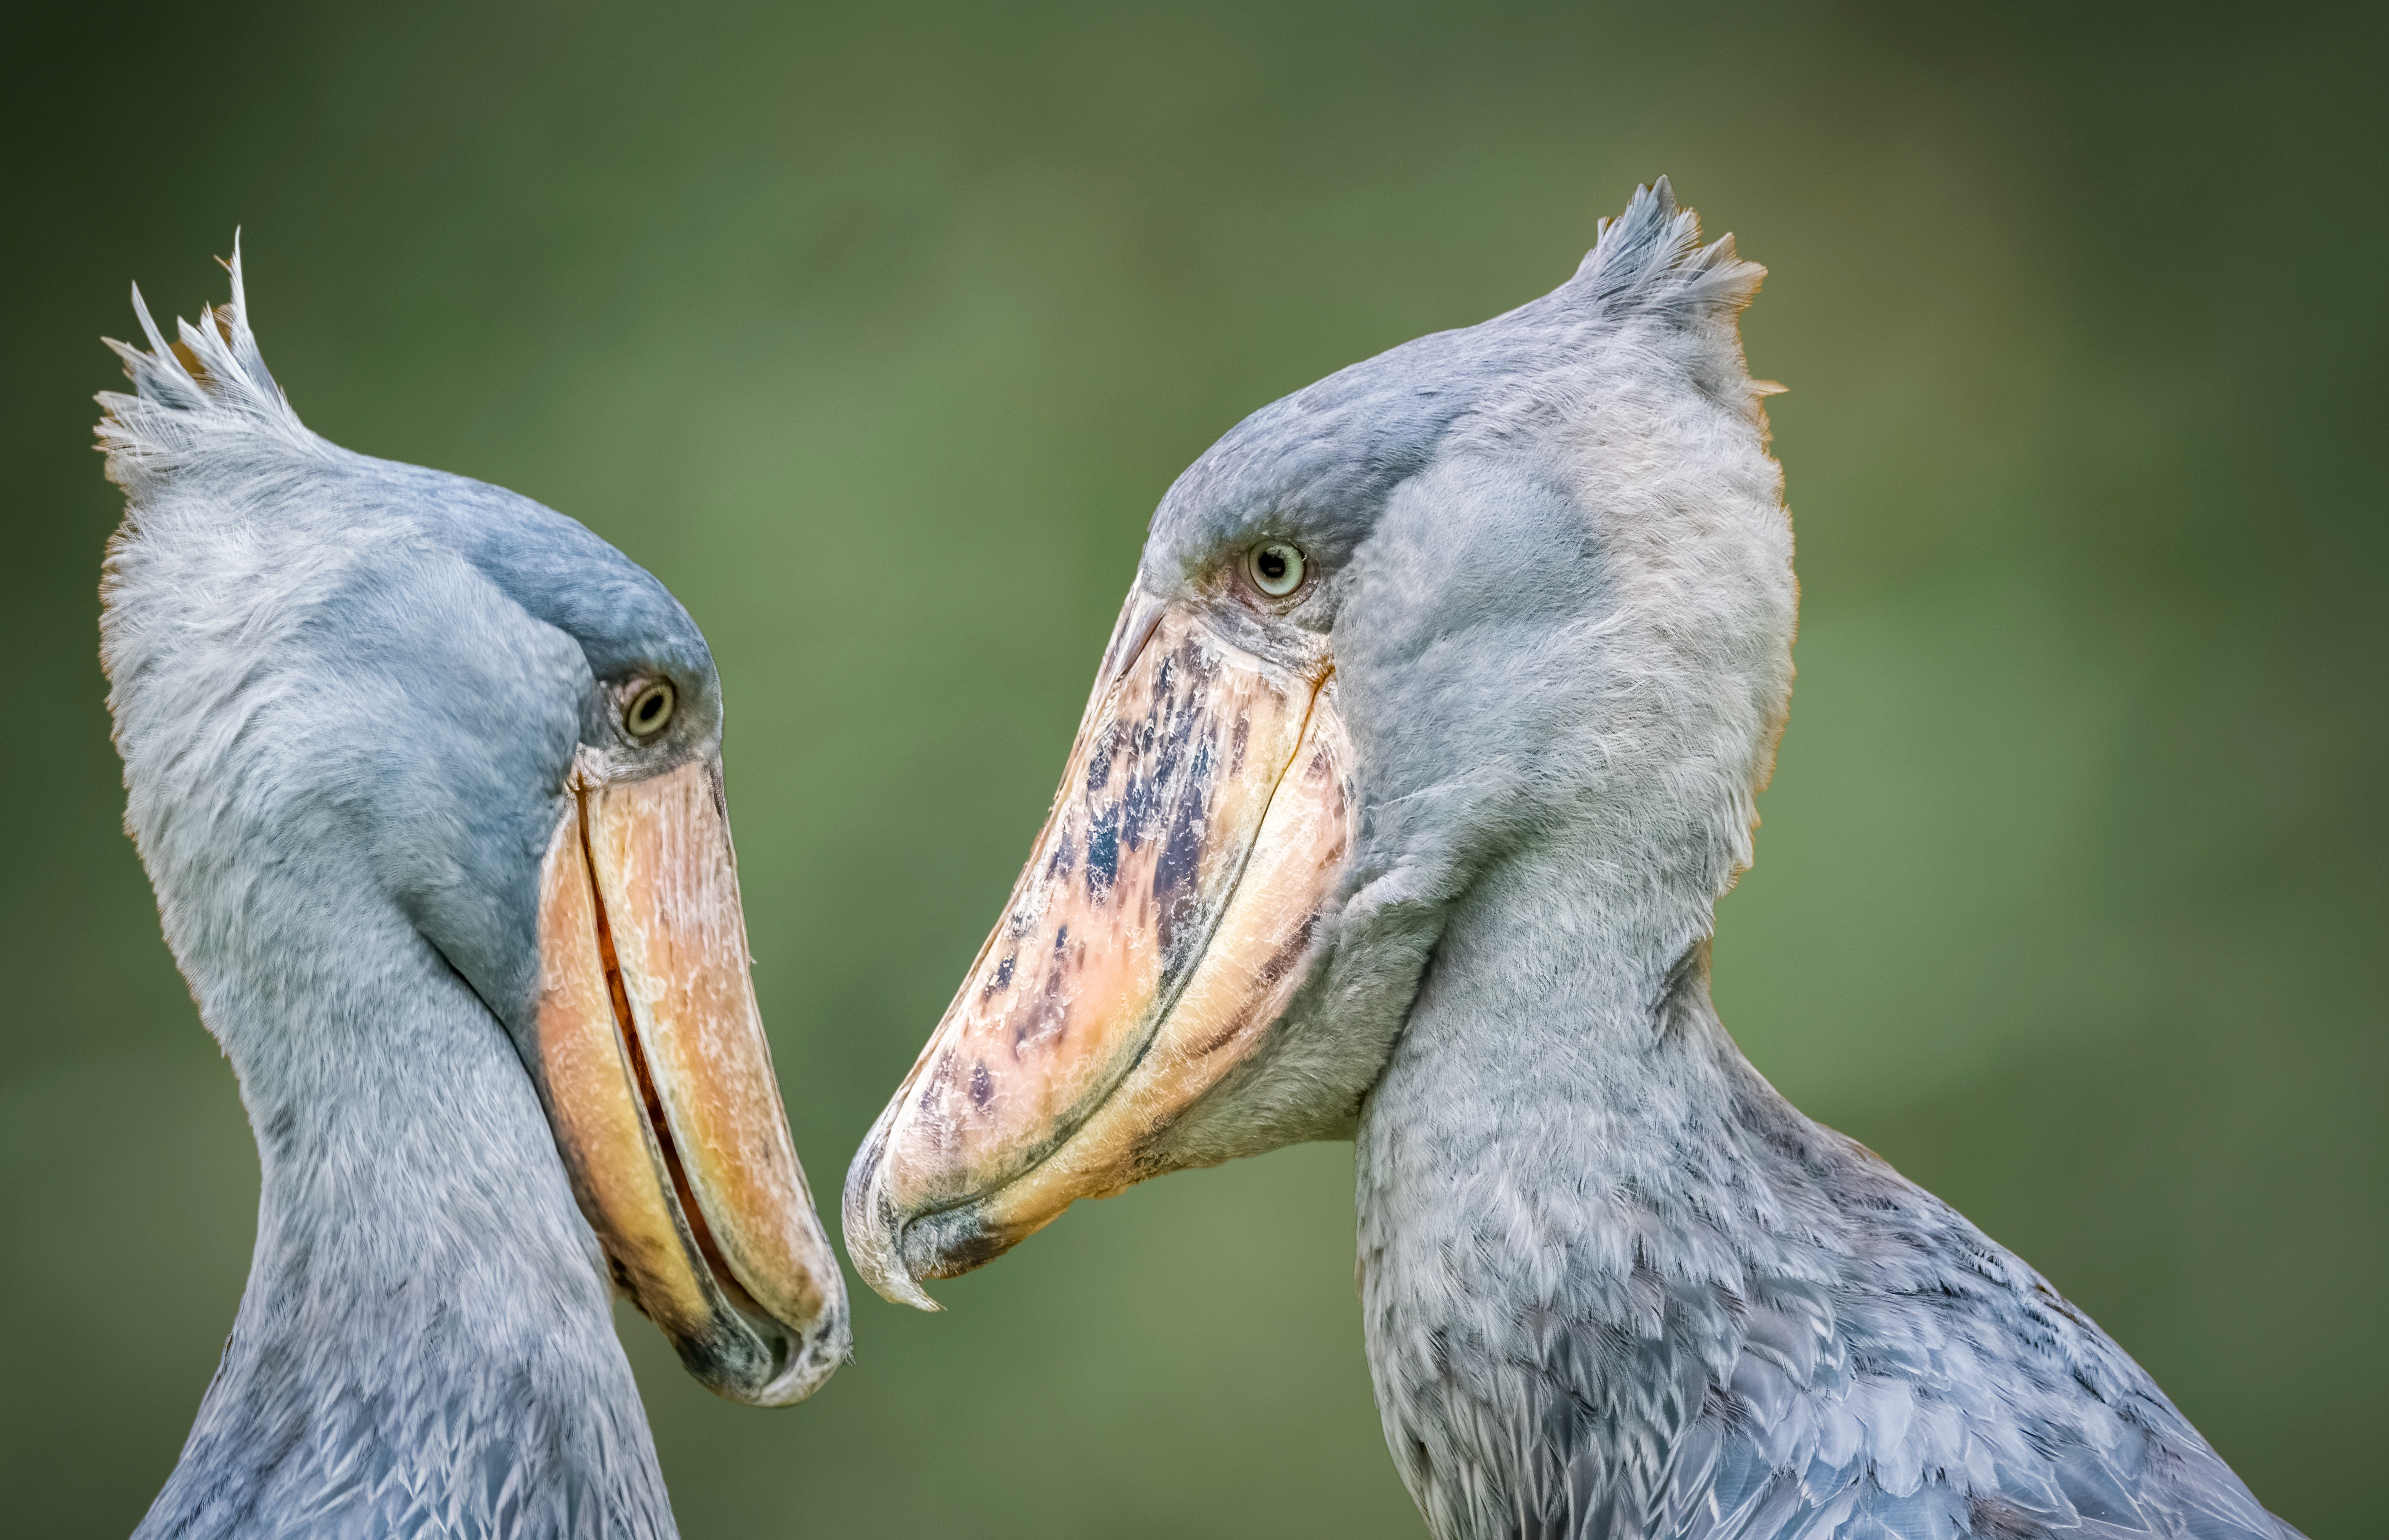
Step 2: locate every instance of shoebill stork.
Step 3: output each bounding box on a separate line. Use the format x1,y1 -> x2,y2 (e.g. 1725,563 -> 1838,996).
845,182 -> 2302,1540
95,252 -> 847,1539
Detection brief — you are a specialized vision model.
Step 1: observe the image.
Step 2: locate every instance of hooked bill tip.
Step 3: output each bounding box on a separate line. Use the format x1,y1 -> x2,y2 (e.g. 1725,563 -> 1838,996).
844,1153 -> 945,1312
883,1272 -> 943,1313
859,1230 -> 944,1312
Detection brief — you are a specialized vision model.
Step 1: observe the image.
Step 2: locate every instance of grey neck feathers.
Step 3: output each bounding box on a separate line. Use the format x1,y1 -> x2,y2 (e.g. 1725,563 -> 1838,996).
1353,835 -> 2294,1540
137,891 -> 674,1540
1355,838 -> 1735,1533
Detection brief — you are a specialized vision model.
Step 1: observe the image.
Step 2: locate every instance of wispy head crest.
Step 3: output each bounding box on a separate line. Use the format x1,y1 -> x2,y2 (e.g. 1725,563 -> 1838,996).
96,236 -> 323,501
1564,177 -> 1765,328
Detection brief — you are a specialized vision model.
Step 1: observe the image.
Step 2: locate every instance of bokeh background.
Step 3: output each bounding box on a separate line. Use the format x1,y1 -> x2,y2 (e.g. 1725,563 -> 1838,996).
2,1 -> 2380,1535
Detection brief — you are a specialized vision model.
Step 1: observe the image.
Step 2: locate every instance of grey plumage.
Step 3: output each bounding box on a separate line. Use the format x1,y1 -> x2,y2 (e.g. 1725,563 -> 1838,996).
96,251 -> 829,1538
851,181 -> 2304,1540
1251,183 -> 2297,1540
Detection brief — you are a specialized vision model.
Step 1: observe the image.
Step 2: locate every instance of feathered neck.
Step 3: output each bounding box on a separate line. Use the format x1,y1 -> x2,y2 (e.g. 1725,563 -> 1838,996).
1351,818 -> 2291,1540
133,894 -> 674,1540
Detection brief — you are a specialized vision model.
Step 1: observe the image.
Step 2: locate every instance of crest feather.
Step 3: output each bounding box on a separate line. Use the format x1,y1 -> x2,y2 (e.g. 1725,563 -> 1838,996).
95,236 -> 323,501
1567,177 -> 1765,327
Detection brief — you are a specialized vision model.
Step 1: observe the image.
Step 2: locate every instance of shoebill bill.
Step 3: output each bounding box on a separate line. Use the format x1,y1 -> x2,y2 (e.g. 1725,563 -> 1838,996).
96,251 -> 847,1540
845,182 -> 2301,1540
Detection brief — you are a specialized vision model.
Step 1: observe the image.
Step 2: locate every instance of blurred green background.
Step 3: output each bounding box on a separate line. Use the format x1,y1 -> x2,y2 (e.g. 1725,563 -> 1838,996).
2,1 -> 2380,1535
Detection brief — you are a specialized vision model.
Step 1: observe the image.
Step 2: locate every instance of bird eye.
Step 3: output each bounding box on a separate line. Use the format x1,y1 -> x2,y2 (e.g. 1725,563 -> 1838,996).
624,681 -> 676,739
1245,541 -> 1307,598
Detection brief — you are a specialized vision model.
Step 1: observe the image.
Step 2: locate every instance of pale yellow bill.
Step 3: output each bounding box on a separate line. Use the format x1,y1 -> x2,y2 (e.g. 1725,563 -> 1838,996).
534,754 -> 846,1404
845,597 -> 1353,1307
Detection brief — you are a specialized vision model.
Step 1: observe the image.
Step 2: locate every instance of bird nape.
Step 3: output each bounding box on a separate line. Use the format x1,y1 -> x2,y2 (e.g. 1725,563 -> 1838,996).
96,249 -> 847,1540
844,181 -> 2306,1540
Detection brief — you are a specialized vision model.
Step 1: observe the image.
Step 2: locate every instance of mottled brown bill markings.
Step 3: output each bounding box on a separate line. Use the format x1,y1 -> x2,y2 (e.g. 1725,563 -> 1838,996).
847,594 -> 1355,1307
531,750 -> 845,1405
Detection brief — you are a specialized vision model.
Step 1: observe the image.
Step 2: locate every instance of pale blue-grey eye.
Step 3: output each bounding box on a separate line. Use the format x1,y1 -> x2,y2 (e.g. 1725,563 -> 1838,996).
1246,541 -> 1306,597
624,680 -> 676,738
